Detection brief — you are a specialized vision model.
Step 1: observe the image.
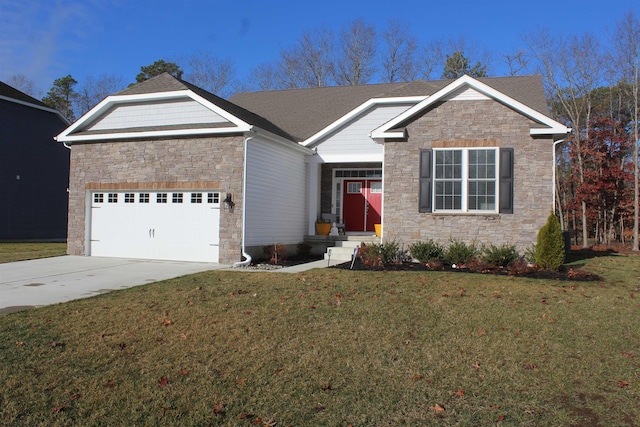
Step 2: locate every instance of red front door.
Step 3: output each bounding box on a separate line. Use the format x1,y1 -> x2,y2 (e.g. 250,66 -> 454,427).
343,180 -> 382,232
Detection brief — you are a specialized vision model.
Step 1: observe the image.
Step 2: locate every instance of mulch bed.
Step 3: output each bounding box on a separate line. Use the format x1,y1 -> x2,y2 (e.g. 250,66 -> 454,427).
330,258 -> 603,282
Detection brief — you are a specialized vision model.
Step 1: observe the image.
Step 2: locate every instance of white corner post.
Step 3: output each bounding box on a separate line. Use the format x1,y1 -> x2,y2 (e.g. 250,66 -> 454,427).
552,139 -> 566,214
306,156 -> 322,235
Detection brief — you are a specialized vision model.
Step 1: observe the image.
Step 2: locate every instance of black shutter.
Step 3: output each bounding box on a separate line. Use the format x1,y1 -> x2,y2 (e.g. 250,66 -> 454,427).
419,149 -> 432,213
499,148 -> 514,214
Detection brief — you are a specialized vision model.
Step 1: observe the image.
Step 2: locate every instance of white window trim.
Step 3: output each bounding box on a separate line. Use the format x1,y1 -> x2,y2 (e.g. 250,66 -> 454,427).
432,147 -> 499,214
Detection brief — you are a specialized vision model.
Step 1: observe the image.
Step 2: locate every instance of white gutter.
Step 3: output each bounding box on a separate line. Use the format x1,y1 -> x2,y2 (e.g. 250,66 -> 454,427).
552,138 -> 566,212
233,134 -> 254,267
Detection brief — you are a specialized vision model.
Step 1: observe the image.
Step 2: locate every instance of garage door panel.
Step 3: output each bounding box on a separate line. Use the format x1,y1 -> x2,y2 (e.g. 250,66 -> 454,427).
89,191 -> 220,262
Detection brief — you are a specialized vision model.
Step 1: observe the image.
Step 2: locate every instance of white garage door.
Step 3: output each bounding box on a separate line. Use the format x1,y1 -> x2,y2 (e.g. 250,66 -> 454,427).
90,191 -> 221,262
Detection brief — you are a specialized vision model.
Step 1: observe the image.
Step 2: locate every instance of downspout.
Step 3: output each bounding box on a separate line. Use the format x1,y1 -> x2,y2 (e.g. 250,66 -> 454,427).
233,134 -> 254,267
552,139 -> 566,213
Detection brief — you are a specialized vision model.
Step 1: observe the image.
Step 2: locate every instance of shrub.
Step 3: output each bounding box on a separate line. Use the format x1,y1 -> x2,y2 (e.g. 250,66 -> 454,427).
482,243 -> 519,267
359,240 -> 403,266
443,240 -> 478,266
409,240 -> 445,263
358,243 -> 384,269
263,243 -> 287,264
534,213 -> 565,270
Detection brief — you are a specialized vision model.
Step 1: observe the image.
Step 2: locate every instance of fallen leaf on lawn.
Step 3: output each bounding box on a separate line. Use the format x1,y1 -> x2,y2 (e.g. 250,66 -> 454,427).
473,362 -> 481,369
103,381 -> 117,388
622,352 -> 634,359
497,414 -> 506,421
273,369 -> 283,375
158,376 -> 169,387
15,341 -> 23,347
455,389 -> 465,396
313,404 -> 325,412
212,402 -> 225,415
524,364 -> 539,370
238,413 -> 254,419
162,319 -> 172,326
411,375 -> 423,381
431,404 -> 445,413
618,380 -> 629,388
253,417 -> 263,425
70,393 -> 81,400
236,378 -> 247,385
179,368 -> 189,376
48,341 -> 65,347
51,405 -> 65,413
478,330 -> 486,336
263,420 -> 277,427
180,333 -> 188,339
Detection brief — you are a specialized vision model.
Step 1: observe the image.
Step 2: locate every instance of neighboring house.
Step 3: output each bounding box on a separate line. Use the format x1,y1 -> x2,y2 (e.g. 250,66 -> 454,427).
0,81 -> 70,241
56,73 -> 569,264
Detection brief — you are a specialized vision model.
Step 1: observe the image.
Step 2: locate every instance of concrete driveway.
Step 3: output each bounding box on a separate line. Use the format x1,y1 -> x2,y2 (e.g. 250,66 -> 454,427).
0,256 -> 228,314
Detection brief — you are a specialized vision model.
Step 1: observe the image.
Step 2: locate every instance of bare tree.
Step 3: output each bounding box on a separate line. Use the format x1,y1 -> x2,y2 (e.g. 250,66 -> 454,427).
334,18 -> 377,85
504,49 -> 530,76
526,29 -> 606,248
6,74 -> 41,98
247,63 -> 283,91
183,52 -> 236,98
612,10 -> 640,251
381,19 -> 418,83
419,39 -> 444,80
288,27 -> 334,88
76,74 -> 126,116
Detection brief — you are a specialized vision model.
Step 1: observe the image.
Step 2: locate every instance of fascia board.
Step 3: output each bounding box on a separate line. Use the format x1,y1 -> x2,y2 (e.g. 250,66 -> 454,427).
302,96 -> 425,147
372,75 -> 569,138
57,125 -> 252,143
1,95 -> 70,124
56,89 -> 252,142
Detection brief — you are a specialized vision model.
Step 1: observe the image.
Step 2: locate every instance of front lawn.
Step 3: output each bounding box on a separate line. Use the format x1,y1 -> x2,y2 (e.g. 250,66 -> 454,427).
0,251 -> 638,426
0,243 -> 67,263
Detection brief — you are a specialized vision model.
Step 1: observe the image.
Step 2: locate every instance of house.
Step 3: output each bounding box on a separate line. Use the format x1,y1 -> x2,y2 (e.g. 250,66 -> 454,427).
56,73 -> 569,264
0,81 -> 70,241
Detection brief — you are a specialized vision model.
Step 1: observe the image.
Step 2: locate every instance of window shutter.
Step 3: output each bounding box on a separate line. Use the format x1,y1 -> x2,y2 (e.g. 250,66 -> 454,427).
499,148 -> 514,214
419,149 -> 432,213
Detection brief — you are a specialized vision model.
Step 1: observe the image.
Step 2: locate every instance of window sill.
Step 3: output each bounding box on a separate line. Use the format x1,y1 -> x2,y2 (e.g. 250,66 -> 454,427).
430,212 -> 500,217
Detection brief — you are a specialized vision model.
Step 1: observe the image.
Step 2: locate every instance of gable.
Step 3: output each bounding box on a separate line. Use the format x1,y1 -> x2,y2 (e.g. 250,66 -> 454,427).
56,73 -> 295,144
85,98 -> 233,132
312,102 -> 417,162
371,75 -> 570,140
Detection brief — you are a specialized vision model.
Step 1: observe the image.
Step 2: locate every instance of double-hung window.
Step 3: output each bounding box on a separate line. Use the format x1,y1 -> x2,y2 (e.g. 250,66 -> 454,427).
433,148 -> 498,213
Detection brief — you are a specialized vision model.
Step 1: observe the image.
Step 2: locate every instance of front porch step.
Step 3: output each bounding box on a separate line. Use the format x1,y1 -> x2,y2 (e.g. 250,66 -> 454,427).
318,235 -> 381,261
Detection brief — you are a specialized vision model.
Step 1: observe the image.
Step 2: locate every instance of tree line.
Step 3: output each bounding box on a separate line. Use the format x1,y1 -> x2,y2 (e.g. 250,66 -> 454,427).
6,12 -> 640,251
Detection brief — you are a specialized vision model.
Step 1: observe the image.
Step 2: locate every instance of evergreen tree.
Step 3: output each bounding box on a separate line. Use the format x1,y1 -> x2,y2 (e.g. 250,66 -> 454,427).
441,51 -> 488,79
135,60 -> 183,84
534,213 -> 566,270
42,75 -> 78,122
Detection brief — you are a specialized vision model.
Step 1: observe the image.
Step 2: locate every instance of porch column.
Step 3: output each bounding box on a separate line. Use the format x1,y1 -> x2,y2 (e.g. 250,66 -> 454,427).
306,156 -> 321,235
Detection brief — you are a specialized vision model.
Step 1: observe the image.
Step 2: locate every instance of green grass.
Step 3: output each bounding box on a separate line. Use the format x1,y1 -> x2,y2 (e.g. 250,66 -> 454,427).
0,243 -> 67,263
1,252 -> 639,426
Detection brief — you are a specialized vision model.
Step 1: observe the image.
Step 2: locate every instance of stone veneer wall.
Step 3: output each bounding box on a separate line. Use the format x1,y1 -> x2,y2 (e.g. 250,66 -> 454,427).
67,135 -> 245,264
383,99 -> 553,251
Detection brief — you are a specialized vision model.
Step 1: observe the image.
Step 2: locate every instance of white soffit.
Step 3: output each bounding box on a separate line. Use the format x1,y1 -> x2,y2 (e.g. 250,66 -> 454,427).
370,75 -> 570,139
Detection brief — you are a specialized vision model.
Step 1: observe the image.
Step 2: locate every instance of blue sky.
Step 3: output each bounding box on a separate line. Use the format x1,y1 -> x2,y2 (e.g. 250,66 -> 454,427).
1,0 -> 638,96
